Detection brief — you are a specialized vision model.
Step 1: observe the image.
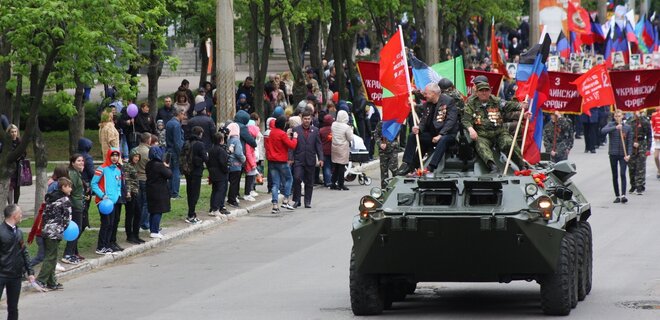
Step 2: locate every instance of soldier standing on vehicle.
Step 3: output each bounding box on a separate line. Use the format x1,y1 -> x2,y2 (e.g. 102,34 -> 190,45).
461,81 -> 529,173
542,111 -> 574,163
373,122 -> 398,188
626,111 -> 652,195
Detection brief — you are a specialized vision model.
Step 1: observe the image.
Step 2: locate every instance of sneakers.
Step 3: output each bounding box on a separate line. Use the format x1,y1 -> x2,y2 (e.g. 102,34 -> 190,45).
613,197 -> 621,203
55,263 -> 66,272
185,217 -> 202,224
621,196 -> 628,204
47,283 -> 64,290
227,201 -> 239,208
95,247 -> 116,255
250,191 -> 259,197
271,205 -> 281,214
219,208 -> 230,215
243,195 -> 256,202
61,255 -> 79,265
339,186 -> 350,191
150,233 -> 163,239
281,202 -> 295,210
208,210 -> 219,217
636,187 -> 645,195
110,243 -> 124,252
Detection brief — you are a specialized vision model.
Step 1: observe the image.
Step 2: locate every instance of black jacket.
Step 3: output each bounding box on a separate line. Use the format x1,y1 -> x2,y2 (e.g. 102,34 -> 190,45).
146,159 -> 172,214
207,144 -> 229,182
188,114 -> 217,149
0,222 -> 34,279
157,105 -> 175,124
432,94 -> 460,136
135,112 -> 157,134
187,136 -> 209,177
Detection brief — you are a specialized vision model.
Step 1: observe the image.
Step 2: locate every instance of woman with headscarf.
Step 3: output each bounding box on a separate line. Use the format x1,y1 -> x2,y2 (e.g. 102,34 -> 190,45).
146,146 -> 172,239
331,110 -> 353,190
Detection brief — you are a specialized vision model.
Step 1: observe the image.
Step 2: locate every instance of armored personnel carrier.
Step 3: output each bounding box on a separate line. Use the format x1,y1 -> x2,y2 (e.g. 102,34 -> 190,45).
349,154 -> 593,316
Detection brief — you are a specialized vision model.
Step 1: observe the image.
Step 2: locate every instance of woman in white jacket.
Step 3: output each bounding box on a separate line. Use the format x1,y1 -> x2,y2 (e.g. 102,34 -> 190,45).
330,110 -> 353,190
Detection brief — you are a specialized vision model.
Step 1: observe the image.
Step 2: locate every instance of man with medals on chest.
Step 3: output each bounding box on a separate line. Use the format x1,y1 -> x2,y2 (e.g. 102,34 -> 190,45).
462,80 -> 529,173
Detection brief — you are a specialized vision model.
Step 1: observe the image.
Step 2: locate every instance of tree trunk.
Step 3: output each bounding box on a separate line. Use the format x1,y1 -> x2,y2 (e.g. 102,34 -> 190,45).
249,0 -> 273,120
69,77 -> 85,156
411,0 -> 426,61
323,23 -> 334,61
216,0 -> 236,124
12,74 -> 22,129
199,39 -> 209,88
33,122 -> 47,216
147,40 -> 163,118
0,35 -> 11,116
426,0 -> 439,64
279,18 -> 307,106
330,0 -> 346,100
309,18 -> 326,106
597,0 -> 607,24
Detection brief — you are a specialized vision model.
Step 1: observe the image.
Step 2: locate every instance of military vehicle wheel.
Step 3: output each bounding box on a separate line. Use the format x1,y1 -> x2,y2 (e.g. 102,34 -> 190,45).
350,249 -> 384,315
568,232 -> 578,308
570,226 -> 588,301
540,233 -> 575,315
387,281 -> 408,302
578,221 -> 593,295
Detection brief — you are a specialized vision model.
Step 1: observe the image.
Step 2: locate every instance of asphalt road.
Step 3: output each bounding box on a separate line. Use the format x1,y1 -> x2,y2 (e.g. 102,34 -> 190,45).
14,138 -> 660,319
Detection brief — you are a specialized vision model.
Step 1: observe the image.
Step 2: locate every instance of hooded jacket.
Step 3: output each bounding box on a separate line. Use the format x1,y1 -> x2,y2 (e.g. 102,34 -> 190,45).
91,148 -> 123,204
77,138 -> 95,183
265,117 -> 298,162
234,110 -> 257,150
227,123 -> 246,172
42,190 -> 72,240
319,114 -> 334,156
99,120 -> 119,157
331,110 -> 353,164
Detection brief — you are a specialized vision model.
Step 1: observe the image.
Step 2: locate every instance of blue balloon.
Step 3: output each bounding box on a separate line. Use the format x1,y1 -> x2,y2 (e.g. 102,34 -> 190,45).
98,199 -> 114,215
63,221 -> 79,241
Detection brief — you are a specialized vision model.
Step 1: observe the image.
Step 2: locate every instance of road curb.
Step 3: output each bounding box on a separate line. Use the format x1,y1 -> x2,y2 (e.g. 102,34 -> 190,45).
18,157 -> 385,293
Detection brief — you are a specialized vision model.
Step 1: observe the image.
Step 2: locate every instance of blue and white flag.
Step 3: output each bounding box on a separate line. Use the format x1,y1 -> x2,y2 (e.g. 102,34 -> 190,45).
408,54 -> 441,90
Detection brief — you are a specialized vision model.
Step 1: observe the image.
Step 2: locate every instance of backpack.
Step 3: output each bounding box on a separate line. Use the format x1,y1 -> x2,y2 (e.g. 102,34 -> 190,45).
180,141 -> 194,176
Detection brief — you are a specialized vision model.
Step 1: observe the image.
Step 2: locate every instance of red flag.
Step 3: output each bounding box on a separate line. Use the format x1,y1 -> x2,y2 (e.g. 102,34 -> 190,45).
490,19 -> 508,77
570,64 -> 616,116
567,1 -> 592,35
379,27 -> 412,141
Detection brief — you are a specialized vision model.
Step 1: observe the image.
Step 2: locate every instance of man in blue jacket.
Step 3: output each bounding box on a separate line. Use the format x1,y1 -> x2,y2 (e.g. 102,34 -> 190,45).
166,109 -> 186,199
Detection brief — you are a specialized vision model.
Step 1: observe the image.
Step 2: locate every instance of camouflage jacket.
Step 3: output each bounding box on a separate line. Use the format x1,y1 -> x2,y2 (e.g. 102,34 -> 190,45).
627,116 -> 653,153
373,121 -> 399,155
444,88 -> 465,112
542,117 -> 574,156
462,94 -> 522,132
123,163 -> 140,196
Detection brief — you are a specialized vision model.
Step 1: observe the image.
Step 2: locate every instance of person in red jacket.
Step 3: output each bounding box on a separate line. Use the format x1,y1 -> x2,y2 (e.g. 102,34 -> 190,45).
651,108 -> 660,179
265,115 -> 298,213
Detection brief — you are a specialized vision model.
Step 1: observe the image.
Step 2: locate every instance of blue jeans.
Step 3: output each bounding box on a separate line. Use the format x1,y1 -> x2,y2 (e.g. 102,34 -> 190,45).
139,180 -> 149,228
168,153 -> 181,198
323,155 -> 333,187
150,213 -> 162,234
270,162 -> 293,204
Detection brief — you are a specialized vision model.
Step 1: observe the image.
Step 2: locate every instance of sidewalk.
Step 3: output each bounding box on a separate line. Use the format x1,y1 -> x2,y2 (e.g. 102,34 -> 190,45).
16,159 -> 383,296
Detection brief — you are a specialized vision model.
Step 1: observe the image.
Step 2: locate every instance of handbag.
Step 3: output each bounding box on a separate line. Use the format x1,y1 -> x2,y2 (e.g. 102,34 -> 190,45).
20,159 -> 33,186
256,173 -> 264,185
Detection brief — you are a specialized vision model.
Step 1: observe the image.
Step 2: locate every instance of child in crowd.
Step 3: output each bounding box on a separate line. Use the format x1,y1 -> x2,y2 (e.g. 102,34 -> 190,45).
207,132 -> 230,216
28,165 -> 69,270
36,177 -> 73,291
124,150 -> 144,244
91,148 -> 123,255
226,123 -> 245,207
243,120 -> 261,201
157,119 -> 166,147
373,121 -> 398,189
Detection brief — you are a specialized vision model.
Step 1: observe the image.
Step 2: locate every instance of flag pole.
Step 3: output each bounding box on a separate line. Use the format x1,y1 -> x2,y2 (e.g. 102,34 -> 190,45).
399,25 -> 423,173
612,103 -> 628,157
504,94 -> 529,174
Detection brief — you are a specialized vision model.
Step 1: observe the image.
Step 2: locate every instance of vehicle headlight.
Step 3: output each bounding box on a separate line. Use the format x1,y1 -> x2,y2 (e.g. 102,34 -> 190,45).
359,196 -> 381,220
525,183 -> 539,196
536,195 -> 554,220
370,187 -> 383,199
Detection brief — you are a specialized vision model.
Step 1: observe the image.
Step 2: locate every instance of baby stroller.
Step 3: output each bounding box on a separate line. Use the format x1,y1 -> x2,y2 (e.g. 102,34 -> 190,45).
345,135 -> 372,185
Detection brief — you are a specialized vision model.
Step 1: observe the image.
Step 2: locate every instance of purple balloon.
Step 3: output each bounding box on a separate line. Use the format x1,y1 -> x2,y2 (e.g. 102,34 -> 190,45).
127,103 -> 139,118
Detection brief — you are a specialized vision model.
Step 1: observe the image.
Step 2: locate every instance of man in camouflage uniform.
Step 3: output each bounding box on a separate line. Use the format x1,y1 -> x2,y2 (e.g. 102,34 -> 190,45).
627,111 -> 653,194
373,121 -> 399,188
542,111 -> 574,163
438,78 -> 465,112
462,81 -> 528,173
